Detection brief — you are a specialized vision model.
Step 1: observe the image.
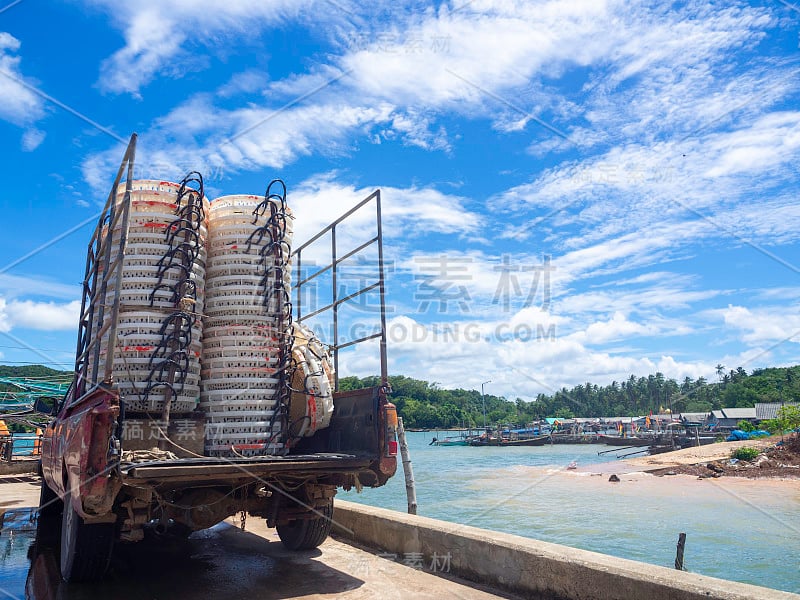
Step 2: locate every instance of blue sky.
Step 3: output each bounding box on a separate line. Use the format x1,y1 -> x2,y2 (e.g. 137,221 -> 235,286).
0,0 -> 798,401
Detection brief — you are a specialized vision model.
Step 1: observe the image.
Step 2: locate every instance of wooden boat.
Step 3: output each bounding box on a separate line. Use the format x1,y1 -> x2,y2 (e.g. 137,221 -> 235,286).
499,434 -> 550,447
598,434 -> 652,447
432,437 -> 471,446
647,443 -> 678,455
549,432 -> 601,444
678,435 -> 717,449
469,434 -> 501,446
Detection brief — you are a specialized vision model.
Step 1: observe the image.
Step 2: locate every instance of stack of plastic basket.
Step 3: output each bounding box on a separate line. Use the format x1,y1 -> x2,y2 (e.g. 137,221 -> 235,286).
202,191 -> 294,457
92,179 -> 208,414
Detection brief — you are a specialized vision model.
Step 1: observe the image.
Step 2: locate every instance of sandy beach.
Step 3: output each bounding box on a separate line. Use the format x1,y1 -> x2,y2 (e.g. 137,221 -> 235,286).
623,437 -> 776,468
619,434 -> 800,482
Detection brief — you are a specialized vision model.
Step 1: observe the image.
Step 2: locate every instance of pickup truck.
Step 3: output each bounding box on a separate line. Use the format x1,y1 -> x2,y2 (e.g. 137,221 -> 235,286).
37,134 -> 397,582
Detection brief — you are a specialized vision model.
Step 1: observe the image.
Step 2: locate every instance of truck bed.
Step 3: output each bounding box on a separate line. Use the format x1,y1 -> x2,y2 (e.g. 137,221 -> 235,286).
122,452 -> 372,482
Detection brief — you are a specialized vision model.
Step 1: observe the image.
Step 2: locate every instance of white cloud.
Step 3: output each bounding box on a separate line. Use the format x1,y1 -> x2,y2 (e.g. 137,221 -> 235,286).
382,110 -> 450,151
90,0 -> 328,95
581,13 -> 779,143
713,304 -> 800,345
650,356 -> 721,385
208,102 -> 395,169
0,274 -> 81,300
481,5 -> 798,276
704,111 -> 800,178
350,311 -> 729,399
493,110 -> 800,273
0,32 -> 45,125
752,287 -> 800,301
82,0 -> 795,204
83,100 -> 397,189
399,249 -> 546,317
287,174 -> 480,266
575,312 -> 651,345
0,298 -> 81,331
21,128 -> 45,151
96,5 -> 182,95
0,299 -> 8,333
344,246 -> 756,397
398,245 -> 729,327
68,0 -> 800,397
327,0 -> 774,140
217,69 -> 270,98
553,224 -> 687,280
558,285 -> 721,317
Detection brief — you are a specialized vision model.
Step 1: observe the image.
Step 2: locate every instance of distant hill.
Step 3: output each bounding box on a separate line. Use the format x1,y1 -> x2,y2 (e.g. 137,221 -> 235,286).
0,365 -> 72,395
0,365 -> 72,432
0,365 -> 71,379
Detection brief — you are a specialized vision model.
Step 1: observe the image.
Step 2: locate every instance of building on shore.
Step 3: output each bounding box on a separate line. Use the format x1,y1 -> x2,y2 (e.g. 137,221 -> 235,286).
708,407 -> 757,431
755,402 -> 799,421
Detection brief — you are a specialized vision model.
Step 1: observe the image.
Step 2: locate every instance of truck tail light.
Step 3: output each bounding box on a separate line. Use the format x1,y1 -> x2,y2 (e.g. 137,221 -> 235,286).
385,402 -> 398,457
385,403 -> 398,428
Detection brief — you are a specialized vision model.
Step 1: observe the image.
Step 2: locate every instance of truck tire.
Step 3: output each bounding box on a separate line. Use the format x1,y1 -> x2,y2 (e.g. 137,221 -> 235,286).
36,479 -> 63,547
60,487 -> 114,582
276,499 -> 333,551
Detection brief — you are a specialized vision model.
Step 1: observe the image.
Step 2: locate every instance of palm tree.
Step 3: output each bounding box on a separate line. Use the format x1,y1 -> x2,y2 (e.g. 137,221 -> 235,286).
715,364 -> 725,402
662,379 -> 677,414
627,375 -> 638,413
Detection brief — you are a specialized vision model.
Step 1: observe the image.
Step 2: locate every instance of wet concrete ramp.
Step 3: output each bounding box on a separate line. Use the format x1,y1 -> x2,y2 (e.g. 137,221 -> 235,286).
0,502 -> 510,600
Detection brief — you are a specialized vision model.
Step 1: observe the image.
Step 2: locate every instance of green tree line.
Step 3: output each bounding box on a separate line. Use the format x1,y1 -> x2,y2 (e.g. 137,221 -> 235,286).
0,364 -> 66,380
340,365 -> 800,429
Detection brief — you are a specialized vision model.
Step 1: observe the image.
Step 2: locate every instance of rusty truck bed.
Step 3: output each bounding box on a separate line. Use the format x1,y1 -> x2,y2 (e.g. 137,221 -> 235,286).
121,453 -> 372,481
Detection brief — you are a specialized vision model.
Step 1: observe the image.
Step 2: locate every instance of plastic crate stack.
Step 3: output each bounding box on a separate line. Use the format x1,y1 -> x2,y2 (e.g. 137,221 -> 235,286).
201,189 -> 293,457
93,178 -> 208,414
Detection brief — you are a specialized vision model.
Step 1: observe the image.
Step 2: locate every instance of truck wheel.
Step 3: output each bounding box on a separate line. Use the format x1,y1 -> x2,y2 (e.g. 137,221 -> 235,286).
60,487 -> 114,582
276,499 -> 333,551
36,479 -> 63,547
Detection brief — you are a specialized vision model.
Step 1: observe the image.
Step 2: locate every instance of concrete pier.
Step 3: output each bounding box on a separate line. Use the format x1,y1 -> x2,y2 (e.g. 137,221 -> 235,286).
332,500 -> 799,600
1,478 -> 797,599
1,480 -> 514,599
0,457 -> 39,476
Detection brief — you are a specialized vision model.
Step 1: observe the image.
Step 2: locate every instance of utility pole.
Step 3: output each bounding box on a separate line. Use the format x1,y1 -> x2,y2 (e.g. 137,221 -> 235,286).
396,417 -> 417,514
481,380 -> 491,430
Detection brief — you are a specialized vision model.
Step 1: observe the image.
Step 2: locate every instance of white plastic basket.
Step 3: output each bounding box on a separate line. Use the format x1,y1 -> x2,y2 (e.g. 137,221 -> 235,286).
90,180 -> 209,415
199,390 -> 279,404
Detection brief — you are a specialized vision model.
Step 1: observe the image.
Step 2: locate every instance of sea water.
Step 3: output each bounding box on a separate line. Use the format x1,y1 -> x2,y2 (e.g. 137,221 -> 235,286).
341,431 -> 800,594
10,437 -> 35,456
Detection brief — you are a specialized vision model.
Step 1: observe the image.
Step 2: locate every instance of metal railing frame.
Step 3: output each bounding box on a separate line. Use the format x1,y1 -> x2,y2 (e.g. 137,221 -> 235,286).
71,134 -> 137,401
291,190 -> 389,390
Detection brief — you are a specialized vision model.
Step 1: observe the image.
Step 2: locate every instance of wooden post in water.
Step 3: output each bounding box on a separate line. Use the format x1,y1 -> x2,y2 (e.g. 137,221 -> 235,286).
675,532 -> 686,570
397,417 -> 417,515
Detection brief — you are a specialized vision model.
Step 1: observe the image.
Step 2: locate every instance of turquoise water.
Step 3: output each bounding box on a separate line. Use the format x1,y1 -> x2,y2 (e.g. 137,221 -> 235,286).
11,437 -> 35,456
342,431 -> 800,593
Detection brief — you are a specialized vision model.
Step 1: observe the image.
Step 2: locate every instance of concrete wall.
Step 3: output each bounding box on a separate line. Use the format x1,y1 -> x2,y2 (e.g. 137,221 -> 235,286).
0,459 -> 38,476
332,500 -> 798,600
